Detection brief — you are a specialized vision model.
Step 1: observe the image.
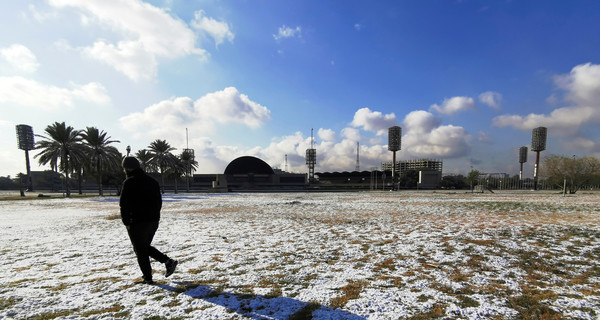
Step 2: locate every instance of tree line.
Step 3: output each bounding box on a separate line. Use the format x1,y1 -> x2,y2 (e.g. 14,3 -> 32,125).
11,122 -> 198,197
440,156 -> 600,193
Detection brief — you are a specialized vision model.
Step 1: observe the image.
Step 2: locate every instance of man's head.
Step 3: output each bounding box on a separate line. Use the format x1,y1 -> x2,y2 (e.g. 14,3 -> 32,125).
122,156 -> 141,172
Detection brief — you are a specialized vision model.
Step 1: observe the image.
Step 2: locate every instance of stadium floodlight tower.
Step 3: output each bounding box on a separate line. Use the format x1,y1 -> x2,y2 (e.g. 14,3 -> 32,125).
183,128 -> 195,192
518,146 -> 528,181
388,126 -> 401,190
531,127 -> 547,190
16,124 -> 35,193
306,128 -> 317,184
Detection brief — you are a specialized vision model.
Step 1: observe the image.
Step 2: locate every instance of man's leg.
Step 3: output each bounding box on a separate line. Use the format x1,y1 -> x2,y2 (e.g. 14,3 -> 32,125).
146,221 -> 177,277
128,221 -> 161,282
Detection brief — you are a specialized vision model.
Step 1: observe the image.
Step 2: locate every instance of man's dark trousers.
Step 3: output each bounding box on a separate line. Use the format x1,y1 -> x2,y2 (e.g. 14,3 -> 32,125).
127,220 -> 168,281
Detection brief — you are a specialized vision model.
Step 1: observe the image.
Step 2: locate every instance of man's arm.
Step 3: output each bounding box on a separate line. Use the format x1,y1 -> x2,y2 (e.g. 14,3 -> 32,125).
119,180 -> 134,226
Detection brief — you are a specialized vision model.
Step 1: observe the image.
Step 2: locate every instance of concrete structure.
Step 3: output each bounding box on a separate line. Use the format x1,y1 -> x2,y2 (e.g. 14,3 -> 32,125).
191,156 -> 307,191
380,159 -> 443,188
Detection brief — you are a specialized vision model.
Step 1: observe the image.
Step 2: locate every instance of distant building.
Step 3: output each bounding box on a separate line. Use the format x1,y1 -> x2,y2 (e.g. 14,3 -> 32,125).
380,159 -> 443,189
191,156 -> 307,191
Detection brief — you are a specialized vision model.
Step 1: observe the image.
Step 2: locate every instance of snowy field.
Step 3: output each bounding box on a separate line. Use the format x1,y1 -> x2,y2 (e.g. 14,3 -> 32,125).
1,191 -> 599,320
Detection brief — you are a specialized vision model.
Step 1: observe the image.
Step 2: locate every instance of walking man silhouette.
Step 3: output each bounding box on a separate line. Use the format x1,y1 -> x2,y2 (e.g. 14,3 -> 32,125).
120,156 -> 177,284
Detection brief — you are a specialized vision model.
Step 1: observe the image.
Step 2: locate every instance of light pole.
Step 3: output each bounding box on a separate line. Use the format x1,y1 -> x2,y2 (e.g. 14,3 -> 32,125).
126,145 -> 131,157
388,126 -> 401,190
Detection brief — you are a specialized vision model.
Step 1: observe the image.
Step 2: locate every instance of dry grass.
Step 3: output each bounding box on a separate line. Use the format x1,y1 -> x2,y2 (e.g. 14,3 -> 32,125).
3,191 -> 600,319
330,280 -> 369,309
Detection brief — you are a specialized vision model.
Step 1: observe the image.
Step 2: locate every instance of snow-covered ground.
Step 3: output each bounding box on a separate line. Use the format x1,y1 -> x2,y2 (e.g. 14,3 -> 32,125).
1,191 -> 599,319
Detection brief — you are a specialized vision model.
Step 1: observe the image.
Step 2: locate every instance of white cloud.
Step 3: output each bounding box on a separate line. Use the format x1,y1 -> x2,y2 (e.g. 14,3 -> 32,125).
191,10 -> 234,46
554,62 -> 600,106
492,105 -> 598,131
27,4 -> 58,22
0,44 -> 40,73
342,127 -> 360,141
402,110 -> 471,158
318,128 -> 336,141
120,87 -> 271,140
83,40 -> 158,81
402,110 -> 442,134
354,23 -> 362,31
477,131 -> 492,143
194,87 -> 271,128
493,63 -> 600,132
273,25 -> 301,40
351,107 -> 398,136
0,76 -> 109,110
119,96 -> 199,140
478,91 -> 502,110
48,0 -> 208,81
430,96 -> 476,115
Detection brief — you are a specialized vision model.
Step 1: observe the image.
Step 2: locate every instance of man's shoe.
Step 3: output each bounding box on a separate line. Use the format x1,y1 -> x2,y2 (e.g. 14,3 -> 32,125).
165,259 -> 178,278
137,278 -> 154,285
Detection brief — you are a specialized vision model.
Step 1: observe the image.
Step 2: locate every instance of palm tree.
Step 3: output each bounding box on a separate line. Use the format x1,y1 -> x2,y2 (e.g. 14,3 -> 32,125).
34,122 -> 83,197
180,149 -> 198,192
166,157 -> 186,194
148,139 -> 177,193
135,149 -> 155,172
81,127 -> 121,196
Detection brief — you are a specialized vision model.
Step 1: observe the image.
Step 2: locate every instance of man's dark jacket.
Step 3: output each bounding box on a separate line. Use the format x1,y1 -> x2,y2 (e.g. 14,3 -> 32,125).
119,168 -> 162,226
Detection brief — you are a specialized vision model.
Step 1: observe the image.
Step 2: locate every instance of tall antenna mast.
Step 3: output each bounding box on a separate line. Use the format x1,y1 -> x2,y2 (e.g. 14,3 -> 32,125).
355,141 -> 360,171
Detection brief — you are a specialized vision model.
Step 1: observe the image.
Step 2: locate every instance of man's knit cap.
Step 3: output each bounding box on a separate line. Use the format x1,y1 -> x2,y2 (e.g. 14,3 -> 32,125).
122,156 -> 141,169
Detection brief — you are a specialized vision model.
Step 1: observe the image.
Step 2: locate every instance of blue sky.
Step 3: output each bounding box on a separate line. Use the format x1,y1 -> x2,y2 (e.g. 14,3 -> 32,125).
2,0 -> 600,178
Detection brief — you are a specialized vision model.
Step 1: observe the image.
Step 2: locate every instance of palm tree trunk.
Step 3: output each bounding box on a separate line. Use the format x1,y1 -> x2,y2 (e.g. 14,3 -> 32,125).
97,158 -> 103,196
160,167 -> 165,194
78,168 -> 83,195
64,150 -> 71,198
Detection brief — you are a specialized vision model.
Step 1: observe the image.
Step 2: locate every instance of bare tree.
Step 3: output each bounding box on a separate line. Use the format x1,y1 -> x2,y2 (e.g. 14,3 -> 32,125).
542,155 -> 600,193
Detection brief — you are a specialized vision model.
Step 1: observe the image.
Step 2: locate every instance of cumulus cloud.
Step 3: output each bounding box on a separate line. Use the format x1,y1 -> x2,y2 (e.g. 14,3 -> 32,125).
493,63 -> 600,132
48,0 -> 209,81
555,62 -> 600,106
351,107 -> 397,135
0,44 -> 39,73
185,108 -> 473,174
342,127 -> 360,141
191,10 -> 234,46
478,91 -> 502,110
430,96 -> 476,115
195,87 -> 271,128
402,110 -> 471,158
318,128 -> 336,141
119,97 -> 199,139
119,87 -> 271,139
0,76 -> 109,110
402,110 -> 442,134
273,25 -> 301,40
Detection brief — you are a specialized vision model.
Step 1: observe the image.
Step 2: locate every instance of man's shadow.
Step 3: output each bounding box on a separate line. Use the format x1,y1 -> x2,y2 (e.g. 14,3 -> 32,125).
158,281 -> 366,320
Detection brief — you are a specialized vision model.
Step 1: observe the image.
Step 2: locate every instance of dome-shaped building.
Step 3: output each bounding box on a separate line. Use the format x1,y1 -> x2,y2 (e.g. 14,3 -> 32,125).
224,156 -> 274,175
191,155 -> 306,191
